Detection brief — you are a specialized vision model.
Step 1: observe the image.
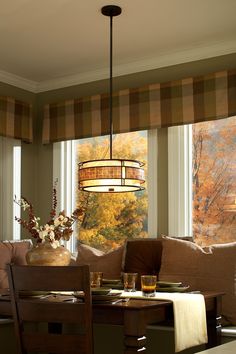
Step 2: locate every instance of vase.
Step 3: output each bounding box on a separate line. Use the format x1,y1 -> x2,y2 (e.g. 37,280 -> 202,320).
26,243 -> 71,266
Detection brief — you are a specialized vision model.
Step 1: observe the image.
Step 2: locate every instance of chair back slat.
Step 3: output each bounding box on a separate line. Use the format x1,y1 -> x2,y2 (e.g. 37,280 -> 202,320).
7,264 -> 93,354
10,265 -> 90,292
18,301 -> 87,324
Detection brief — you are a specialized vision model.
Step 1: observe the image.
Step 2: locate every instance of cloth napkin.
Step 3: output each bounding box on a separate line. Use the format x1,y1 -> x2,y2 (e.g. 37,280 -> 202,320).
120,291 -> 208,352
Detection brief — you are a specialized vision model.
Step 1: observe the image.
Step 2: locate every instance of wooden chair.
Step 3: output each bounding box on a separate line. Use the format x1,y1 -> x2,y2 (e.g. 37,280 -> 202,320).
7,264 -> 93,354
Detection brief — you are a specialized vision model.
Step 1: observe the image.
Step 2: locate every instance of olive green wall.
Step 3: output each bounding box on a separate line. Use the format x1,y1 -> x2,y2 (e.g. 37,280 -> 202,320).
1,52 -> 236,236
0,82 -> 37,238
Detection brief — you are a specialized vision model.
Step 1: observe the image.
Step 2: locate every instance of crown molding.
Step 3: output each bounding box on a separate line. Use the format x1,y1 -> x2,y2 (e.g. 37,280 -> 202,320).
0,70 -> 37,93
37,40 -> 236,92
0,40 -> 236,93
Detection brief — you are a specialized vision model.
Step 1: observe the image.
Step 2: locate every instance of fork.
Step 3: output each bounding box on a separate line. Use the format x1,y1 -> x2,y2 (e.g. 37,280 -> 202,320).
112,298 -> 130,305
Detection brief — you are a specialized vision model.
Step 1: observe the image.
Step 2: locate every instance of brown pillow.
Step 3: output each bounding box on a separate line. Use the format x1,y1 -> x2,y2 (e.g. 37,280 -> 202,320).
0,240 -> 32,289
124,238 -> 163,289
76,243 -> 124,279
159,236 -> 236,325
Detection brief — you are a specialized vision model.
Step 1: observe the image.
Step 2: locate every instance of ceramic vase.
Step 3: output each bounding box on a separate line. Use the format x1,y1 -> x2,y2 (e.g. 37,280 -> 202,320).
26,242 -> 71,266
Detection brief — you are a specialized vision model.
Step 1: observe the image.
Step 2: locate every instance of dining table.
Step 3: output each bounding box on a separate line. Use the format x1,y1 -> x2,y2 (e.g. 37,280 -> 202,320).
0,289 -> 223,354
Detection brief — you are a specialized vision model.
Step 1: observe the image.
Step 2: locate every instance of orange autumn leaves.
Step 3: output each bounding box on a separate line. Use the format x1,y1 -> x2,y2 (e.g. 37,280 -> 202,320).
193,117 -> 236,246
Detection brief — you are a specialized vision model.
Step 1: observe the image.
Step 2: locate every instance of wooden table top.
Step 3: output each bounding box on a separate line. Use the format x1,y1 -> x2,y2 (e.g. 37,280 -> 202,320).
0,289 -> 224,314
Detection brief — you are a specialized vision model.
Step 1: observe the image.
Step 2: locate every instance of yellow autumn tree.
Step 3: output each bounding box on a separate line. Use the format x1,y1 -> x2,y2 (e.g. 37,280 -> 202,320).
75,131 -> 148,252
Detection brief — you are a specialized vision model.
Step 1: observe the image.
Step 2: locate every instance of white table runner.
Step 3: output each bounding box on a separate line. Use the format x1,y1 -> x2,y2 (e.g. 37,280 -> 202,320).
120,291 -> 208,352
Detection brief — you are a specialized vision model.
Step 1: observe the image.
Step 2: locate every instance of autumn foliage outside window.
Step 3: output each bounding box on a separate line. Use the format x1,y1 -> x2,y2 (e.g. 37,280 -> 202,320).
75,131 -> 148,252
192,116 -> 236,246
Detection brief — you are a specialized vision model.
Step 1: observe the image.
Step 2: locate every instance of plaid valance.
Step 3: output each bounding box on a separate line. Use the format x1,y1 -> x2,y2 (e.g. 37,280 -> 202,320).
42,69 -> 236,143
0,96 -> 33,143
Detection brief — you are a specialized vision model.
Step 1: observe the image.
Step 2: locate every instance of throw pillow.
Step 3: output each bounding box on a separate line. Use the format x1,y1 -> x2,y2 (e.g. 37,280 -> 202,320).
0,243 -> 12,289
0,240 -> 32,289
123,238 -> 163,289
76,243 -> 124,279
159,236 -> 236,325
7,239 -> 32,264
199,242 -> 236,326
159,236 -> 208,290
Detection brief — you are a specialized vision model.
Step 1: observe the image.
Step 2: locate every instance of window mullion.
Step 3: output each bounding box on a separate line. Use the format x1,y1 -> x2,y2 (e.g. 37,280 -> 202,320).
148,129 -> 158,237
168,125 -> 192,236
0,137 -> 21,241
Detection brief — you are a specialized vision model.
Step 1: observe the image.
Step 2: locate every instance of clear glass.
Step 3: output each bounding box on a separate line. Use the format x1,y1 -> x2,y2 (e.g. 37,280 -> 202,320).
141,275 -> 157,297
192,116 -> 236,246
75,131 -> 148,252
90,272 -> 103,288
123,273 -> 137,292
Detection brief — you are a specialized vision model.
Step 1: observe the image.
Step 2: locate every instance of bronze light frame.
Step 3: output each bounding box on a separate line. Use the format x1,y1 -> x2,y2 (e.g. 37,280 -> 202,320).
78,5 -> 145,193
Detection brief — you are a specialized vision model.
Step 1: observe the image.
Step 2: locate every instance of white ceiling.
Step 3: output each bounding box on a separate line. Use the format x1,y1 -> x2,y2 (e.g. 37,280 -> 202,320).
0,0 -> 236,92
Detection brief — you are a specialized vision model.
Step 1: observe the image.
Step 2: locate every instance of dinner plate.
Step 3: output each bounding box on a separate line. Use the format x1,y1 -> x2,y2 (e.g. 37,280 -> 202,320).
157,281 -> 182,288
156,286 -> 189,293
102,279 -> 121,284
109,290 -> 123,296
102,283 -> 123,290
91,288 -> 111,295
19,291 -> 50,297
92,294 -> 121,303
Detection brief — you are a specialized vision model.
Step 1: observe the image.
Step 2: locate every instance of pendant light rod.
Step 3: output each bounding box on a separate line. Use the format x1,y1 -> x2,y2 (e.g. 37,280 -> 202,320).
78,5 -> 145,193
102,5 -> 122,160
109,12 -> 113,159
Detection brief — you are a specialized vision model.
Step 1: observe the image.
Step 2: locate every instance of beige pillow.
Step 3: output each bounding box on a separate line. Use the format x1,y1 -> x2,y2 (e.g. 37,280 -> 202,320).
76,243 -> 124,279
0,243 -> 12,289
159,236 -> 208,289
7,239 -> 32,264
0,240 -> 32,289
159,236 -> 236,325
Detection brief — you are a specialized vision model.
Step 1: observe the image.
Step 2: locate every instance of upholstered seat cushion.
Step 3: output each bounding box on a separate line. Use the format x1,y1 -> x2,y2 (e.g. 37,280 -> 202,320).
0,240 -> 32,289
76,243 -> 124,279
159,236 -> 236,325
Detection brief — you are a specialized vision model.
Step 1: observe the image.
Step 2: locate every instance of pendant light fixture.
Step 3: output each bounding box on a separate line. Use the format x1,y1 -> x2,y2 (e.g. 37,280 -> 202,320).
78,5 -> 145,193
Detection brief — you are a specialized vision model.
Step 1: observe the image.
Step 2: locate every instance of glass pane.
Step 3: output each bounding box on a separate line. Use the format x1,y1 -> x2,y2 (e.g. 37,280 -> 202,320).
192,116 -> 236,246
74,131 -> 148,252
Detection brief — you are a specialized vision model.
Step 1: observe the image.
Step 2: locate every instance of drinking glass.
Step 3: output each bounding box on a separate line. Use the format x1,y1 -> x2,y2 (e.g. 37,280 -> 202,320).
90,272 -> 103,288
123,273 -> 137,292
141,275 -> 157,297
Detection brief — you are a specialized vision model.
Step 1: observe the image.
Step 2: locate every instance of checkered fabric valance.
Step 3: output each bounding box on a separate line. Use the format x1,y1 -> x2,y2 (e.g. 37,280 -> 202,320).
0,96 -> 33,143
42,69 -> 236,143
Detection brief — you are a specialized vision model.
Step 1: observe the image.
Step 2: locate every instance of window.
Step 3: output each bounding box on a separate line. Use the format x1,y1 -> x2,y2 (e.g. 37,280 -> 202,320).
0,136 -> 21,241
76,131 -> 148,252
168,116 -> 236,246
53,130 -> 157,252
192,116 -> 236,246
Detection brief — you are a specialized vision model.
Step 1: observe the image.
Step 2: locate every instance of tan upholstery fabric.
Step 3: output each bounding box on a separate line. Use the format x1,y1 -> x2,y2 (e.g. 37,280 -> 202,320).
198,242 -> 236,326
123,237 -> 194,289
10,241 -> 32,264
0,243 -> 12,289
159,236 -> 208,289
159,236 -> 236,325
76,243 -> 124,279
0,240 -> 32,289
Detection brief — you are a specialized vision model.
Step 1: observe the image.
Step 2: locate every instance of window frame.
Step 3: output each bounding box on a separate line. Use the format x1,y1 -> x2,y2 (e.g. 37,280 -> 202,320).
168,125 -> 192,237
53,129 -> 157,252
0,136 -> 21,241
